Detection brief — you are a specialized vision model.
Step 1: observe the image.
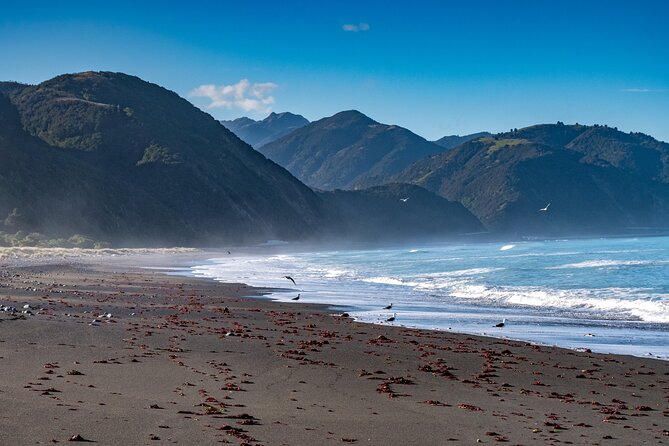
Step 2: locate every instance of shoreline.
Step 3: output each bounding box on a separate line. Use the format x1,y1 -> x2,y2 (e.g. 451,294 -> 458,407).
29,246 -> 669,360
126,254 -> 669,366
1,255 -> 668,444
4,246 -> 668,360
182,249 -> 669,361
188,273 -> 669,363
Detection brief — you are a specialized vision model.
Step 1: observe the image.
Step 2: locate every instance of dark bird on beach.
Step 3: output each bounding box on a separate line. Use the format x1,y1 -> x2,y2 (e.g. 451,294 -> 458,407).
386,313 -> 396,322
292,294 -> 300,301
494,318 -> 506,328
284,275 -> 296,285
227,250 -> 231,254
383,303 -> 393,310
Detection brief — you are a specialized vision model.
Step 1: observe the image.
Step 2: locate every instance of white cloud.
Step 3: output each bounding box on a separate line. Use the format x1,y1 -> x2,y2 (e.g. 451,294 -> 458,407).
342,22 -> 370,32
190,79 -> 278,113
621,88 -> 668,93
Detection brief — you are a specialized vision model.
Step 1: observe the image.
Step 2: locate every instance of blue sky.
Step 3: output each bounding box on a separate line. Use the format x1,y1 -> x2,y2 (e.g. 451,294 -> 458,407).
1,0 -> 668,141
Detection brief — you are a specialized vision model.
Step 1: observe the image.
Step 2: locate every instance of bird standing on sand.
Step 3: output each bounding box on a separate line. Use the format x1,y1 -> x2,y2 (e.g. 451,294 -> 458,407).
284,276 -> 296,285
383,303 -> 393,310
539,203 -> 551,212
386,313 -> 396,322
400,197 -> 410,203
292,294 -> 300,301
494,318 -> 506,328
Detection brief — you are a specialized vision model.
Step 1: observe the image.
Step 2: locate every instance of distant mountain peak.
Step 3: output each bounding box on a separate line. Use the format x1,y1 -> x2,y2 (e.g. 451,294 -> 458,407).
328,109 -> 376,123
257,110 -> 446,190
266,111 -> 290,118
221,111 -> 309,147
266,111 -> 300,119
261,111 -> 309,127
229,116 -> 256,125
333,109 -> 367,117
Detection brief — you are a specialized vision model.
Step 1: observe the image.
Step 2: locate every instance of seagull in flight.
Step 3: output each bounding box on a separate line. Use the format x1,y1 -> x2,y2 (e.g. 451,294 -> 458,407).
284,275 -> 296,285
383,303 -> 393,310
400,197 -> 410,203
539,203 -> 551,212
494,318 -> 506,328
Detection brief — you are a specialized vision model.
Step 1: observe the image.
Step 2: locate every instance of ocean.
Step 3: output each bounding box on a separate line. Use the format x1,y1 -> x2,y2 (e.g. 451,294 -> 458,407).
185,236 -> 669,359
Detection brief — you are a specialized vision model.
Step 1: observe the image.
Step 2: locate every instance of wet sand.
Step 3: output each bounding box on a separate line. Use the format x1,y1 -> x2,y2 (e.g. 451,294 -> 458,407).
0,256 -> 667,445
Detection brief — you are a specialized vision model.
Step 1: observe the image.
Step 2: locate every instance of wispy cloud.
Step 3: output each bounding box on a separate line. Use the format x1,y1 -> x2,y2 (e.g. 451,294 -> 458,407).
621,88 -> 668,93
190,79 -> 278,113
342,22 -> 370,32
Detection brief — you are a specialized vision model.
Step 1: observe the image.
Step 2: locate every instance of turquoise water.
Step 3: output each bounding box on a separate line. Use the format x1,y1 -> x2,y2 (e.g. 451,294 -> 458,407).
188,236 -> 669,359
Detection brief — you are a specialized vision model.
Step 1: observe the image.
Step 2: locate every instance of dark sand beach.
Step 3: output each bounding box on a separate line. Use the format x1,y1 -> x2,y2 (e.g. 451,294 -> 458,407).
0,252 -> 667,445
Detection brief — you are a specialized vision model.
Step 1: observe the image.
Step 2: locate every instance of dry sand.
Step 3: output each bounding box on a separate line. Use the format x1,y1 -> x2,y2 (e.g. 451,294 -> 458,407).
0,254 -> 667,445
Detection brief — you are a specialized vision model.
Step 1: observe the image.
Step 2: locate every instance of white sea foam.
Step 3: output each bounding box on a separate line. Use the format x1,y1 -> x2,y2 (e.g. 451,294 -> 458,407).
352,269 -> 669,322
447,283 -> 669,323
361,276 -> 419,287
196,256 -> 669,323
550,259 -> 669,269
310,267 -> 352,279
426,267 -> 505,277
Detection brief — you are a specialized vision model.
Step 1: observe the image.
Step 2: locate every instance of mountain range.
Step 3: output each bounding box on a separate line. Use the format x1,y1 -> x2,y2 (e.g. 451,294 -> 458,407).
392,124 -> 669,235
244,108 -> 669,236
257,110 -> 446,190
221,112 -> 309,147
0,72 -> 480,246
2,71 -> 668,246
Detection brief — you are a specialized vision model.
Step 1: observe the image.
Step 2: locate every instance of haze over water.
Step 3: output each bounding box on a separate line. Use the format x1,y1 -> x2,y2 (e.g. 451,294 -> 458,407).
189,236 -> 669,359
